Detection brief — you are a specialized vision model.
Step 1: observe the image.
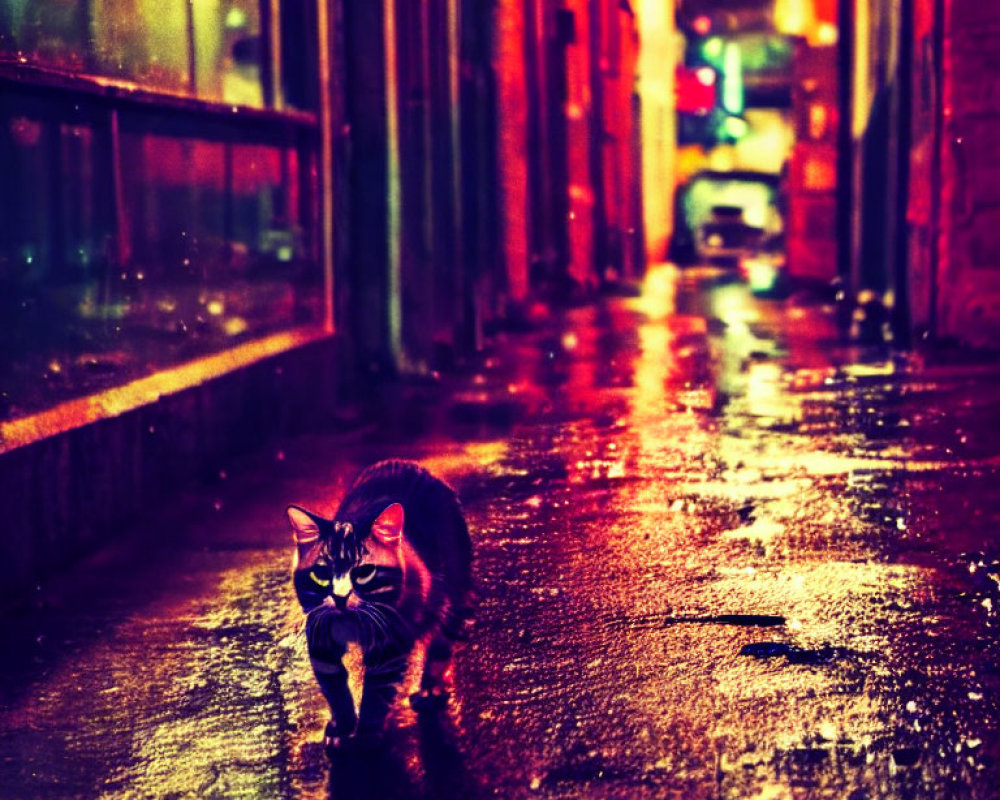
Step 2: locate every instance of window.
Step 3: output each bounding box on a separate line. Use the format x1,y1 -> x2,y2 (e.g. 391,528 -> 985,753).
0,3 -> 322,422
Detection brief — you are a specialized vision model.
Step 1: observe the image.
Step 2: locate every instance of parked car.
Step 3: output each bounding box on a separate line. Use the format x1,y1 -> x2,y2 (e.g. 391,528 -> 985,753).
672,169 -> 783,268
696,204 -> 765,267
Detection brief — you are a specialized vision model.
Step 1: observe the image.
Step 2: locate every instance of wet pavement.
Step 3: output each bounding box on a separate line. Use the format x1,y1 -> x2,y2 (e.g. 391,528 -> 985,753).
1,264 -> 999,799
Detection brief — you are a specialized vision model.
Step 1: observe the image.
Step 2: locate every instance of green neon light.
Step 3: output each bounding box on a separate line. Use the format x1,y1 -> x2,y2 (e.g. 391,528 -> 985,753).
722,42 -> 744,114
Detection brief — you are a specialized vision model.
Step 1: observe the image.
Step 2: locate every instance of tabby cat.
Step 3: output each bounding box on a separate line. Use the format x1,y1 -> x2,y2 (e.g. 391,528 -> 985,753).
287,460 -> 473,750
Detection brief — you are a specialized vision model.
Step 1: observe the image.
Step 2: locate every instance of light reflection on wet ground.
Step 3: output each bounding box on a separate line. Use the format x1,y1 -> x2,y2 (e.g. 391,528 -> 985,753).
1,264 -> 999,798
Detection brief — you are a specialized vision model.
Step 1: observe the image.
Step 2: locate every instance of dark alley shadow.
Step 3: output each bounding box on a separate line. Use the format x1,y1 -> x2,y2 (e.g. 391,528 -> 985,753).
417,710 -> 473,799
326,741 -> 418,800
326,711 -> 472,800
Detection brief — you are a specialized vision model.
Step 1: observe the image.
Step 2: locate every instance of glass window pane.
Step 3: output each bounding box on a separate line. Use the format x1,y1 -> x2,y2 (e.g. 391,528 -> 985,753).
0,1 -> 90,72
194,0 -> 264,107
1,1 -> 267,108
117,119 -> 321,347
0,96 -> 120,418
91,0 -> 192,94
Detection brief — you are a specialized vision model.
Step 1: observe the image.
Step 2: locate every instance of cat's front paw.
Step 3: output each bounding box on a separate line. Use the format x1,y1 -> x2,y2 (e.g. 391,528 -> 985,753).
323,721 -> 355,755
409,686 -> 449,712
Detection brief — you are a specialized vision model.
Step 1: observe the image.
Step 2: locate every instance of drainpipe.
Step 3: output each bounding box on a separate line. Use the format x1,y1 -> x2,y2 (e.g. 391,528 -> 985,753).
928,0 -> 944,341
892,0 -> 913,348
836,0 -> 855,335
589,0 -> 607,286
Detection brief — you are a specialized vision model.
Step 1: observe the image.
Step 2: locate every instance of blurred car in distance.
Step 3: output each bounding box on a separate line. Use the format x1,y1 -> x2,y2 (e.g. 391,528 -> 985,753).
673,169 -> 784,268
696,204 -> 765,267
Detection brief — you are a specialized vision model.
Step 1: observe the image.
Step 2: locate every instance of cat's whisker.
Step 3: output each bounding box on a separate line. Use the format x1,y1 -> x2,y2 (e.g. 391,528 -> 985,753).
363,606 -> 395,643
358,605 -> 392,648
369,601 -> 415,639
370,601 -> 413,631
368,604 -> 411,648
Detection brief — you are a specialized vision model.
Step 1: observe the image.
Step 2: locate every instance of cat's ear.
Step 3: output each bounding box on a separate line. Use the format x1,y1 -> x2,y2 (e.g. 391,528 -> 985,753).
286,505 -> 321,544
371,503 -> 404,546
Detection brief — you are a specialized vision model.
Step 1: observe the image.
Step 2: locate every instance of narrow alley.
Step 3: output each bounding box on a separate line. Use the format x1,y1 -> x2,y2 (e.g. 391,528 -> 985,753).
1,266 -> 998,799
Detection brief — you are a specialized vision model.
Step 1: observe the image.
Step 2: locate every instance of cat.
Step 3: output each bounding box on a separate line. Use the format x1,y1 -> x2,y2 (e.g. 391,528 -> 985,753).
286,459 -> 473,751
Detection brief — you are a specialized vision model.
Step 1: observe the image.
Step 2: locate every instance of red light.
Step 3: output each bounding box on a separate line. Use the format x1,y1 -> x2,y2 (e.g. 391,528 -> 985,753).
693,15 -> 712,35
675,66 -> 717,114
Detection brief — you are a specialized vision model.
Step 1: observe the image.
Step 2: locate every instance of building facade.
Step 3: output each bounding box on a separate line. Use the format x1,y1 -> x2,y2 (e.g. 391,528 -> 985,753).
0,0 -> 340,600
906,0 -> 1000,347
0,0 -> 644,599
496,0 -> 644,307
831,0 -> 1000,348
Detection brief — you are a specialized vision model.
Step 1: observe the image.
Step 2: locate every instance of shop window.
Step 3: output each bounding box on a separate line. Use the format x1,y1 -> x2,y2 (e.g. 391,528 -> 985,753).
196,0 -> 265,107
0,3 -> 320,423
0,95 -> 321,421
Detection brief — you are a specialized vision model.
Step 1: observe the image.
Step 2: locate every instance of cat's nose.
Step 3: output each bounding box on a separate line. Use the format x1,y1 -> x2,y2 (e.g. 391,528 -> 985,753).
331,573 -> 353,610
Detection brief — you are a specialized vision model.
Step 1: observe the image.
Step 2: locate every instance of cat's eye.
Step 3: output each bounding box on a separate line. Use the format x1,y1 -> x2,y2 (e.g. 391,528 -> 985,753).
351,565 -> 377,585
